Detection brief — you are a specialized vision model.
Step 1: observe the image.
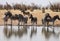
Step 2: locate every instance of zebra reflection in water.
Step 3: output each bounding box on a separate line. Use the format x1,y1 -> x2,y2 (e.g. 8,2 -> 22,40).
30,27 -> 37,38
3,26 -> 29,38
42,27 -> 60,39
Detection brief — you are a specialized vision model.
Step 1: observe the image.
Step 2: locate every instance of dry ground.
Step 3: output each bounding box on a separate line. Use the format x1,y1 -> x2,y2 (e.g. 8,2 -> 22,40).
0,9 -> 60,26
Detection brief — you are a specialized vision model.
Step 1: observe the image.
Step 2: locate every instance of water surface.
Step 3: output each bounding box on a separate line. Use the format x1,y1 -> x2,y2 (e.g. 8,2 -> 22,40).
0,26 -> 60,41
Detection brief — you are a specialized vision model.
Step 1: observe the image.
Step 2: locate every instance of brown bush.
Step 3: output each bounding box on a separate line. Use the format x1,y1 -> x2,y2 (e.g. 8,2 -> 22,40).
13,4 -> 21,10
49,3 -> 60,12
0,4 -> 3,9
42,7 -> 45,13
3,3 -> 12,10
0,3 -> 41,11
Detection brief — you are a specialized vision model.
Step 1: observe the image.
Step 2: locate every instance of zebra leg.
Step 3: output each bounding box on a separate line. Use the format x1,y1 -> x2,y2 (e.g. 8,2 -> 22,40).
52,21 -> 54,33
36,21 -> 37,24
4,21 -> 7,28
46,22 -> 49,32
42,19 -> 46,27
53,21 -> 54,27
18,21 -> 20,30
47,22 -> 49,27
43,21 -> 46,27
31,21 -> 33,25
6,21 -> 7,27
42,19 -> 45,27
47,27 -> 49,32
11,19 -> 12,30
42,19 -> 44,26
44,22 -> 46,27
4,20 -> 5,26
4,20 -> 6,27
52,22 -> 55,33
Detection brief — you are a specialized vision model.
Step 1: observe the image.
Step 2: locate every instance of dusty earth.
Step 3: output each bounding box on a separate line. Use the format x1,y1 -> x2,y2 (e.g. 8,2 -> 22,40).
0,9 -> 60,26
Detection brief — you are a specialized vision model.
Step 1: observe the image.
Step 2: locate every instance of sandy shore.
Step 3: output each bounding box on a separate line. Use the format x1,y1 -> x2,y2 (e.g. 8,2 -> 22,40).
0,9 -> 60,26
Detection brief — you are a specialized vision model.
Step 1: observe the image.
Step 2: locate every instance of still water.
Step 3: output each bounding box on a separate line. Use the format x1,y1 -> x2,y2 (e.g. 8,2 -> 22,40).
0,26 -> 60,41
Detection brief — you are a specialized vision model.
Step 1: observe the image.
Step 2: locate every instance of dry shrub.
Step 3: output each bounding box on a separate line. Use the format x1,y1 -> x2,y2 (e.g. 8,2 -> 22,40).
50,3 -> 60,12
3,3 -> 12,10
42,7 -> 45,13
0,4 -> 3,9
0,3 -> 41,11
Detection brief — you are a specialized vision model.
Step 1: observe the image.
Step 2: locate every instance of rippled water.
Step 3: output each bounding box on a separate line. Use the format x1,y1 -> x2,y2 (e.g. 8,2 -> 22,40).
0,26 -> 60,41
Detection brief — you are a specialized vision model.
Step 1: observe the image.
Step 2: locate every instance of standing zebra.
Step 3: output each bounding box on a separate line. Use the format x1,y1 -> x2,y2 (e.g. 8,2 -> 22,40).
3,11 -> 12,27
29,14 -> 37,25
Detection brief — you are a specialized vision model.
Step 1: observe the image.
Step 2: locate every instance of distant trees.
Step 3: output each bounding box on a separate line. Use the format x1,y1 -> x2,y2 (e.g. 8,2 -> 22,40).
0,2 -> 60,12
42,7 -> 45,13
4,4 -> 13,10
0,2 -> 41,11
49,2 -> 60,12
29,3 -> 40,11
0,4 -> 3,9
0,2 -> 12,10
13,4 -> 21,10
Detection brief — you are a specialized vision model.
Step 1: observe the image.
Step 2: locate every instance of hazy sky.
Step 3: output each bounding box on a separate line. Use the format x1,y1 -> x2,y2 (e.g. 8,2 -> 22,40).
0,0 -> 60,7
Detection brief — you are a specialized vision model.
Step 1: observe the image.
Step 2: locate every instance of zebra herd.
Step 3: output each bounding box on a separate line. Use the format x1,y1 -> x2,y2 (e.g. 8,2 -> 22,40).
3,11 -> 60,27
3,11 -> 37,27
42,13 -> 60,26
